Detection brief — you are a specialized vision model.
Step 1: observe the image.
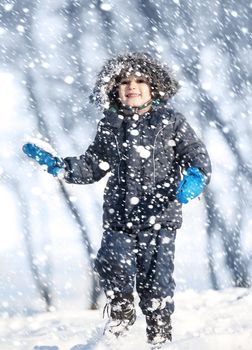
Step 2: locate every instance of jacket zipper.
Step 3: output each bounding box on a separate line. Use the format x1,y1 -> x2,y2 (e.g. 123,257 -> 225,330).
152,121 -> 175,191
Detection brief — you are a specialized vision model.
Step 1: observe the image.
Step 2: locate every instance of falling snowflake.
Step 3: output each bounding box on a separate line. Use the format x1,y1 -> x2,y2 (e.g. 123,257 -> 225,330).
64,76 -> 74,84
130,197 -> 139,205
136,145 -> 151,158
99,161 -> 110,171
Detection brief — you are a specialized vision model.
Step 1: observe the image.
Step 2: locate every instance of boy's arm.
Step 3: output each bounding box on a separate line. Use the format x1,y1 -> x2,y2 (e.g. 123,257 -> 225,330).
64,123 -> 110,184
174,113 -> 211,184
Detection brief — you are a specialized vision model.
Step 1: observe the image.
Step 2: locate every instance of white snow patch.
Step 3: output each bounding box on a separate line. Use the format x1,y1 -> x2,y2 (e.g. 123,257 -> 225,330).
176,27 -> 184,35
130,197 -> 139,205
231,11 -> 238,17
31,186 -> 43,196
130,129 -> 139,136
100,3 -> 112,11
241,27 -> 248,34
168,139 -> 176,147
1,289 -> 250,350
16,25 -> 25,33
102,75 -> 110,83
69,196 -> 77,203
202,81 -> 212,91
4,4 -> 14,11
162,119 -> 171,125
41,62 -> 49,69
149,215 -> 156,225
106,290 -> 114,297
135,145 -> 151,159
98,161 -> 110,171
64,76 -> 74,84
172,64 -> 180,72
153,223 -> 161,230
162,236 -> 171,244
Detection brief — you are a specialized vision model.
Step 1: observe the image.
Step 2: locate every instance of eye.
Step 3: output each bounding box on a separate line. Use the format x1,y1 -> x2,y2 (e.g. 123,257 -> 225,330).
136,78 -> 147,84
120,80 -> 129,85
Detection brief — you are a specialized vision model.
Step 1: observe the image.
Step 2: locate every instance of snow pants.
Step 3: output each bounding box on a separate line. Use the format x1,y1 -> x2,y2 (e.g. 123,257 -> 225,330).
95,226 -> 176,317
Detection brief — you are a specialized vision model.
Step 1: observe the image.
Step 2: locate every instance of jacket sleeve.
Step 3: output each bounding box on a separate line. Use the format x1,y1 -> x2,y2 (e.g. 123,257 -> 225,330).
63,122 -> 110,184
174,113 -> 212,184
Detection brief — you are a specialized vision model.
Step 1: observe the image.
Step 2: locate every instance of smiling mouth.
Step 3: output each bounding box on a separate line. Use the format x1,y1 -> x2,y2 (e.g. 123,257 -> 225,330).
126,93 -> 140,98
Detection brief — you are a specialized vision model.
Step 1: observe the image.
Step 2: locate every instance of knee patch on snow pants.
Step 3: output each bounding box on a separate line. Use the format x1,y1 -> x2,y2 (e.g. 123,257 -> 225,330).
94,230 -> 137,294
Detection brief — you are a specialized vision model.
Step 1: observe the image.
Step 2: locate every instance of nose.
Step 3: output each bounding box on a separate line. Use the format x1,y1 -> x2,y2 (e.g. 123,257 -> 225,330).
128,79 -> 137,89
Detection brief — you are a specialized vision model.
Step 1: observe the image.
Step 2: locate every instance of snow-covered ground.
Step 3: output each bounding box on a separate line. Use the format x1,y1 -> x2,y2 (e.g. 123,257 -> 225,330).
1,288 -> 251,350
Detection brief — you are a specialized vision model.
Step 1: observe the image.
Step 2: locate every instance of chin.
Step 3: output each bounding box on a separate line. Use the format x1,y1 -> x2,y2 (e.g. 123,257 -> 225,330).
126,102 -> 142,107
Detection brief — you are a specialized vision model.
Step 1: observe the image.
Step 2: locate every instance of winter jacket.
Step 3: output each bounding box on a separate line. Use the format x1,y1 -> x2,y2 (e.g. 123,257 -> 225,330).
64,106 -> 211,230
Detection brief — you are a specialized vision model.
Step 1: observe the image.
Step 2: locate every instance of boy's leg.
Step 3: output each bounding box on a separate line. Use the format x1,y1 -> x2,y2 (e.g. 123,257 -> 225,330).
94,229 -> 137,335
136,226 -> 176,344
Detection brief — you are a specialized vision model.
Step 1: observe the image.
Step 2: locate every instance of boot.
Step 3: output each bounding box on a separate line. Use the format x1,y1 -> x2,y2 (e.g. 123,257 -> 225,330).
146,313 -> 172,346
103,292 -> 136,337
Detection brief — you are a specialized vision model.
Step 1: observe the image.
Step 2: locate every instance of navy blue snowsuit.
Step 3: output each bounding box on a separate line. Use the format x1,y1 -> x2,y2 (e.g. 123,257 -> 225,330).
64,105 -> 211,317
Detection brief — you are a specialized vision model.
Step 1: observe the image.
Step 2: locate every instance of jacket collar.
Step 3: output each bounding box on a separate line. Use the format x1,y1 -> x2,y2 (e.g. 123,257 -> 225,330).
102,108 -> 125,129
102,105 -> 174,130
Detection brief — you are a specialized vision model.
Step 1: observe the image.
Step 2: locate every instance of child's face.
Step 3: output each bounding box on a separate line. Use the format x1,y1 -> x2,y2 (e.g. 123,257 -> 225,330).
118,74 -> 152,110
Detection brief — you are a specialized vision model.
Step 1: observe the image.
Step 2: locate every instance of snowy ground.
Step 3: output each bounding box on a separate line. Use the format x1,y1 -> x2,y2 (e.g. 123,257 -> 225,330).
1,288 -> 251,350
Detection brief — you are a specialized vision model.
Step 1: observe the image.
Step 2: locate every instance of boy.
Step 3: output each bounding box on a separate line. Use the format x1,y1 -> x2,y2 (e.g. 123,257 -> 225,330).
23,52 -> 211,347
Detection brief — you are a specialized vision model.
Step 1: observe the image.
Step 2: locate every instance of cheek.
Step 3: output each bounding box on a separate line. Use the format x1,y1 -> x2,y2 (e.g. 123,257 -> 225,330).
144,86 -> 151,98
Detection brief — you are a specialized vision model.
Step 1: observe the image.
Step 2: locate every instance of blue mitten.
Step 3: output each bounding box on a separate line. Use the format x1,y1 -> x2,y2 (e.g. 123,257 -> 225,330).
176,167 -> 206,204
22,143 -> 65,177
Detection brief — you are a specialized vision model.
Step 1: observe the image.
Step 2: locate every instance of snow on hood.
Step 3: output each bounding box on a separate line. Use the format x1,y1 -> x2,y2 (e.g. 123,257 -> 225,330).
90,52 -> 180,110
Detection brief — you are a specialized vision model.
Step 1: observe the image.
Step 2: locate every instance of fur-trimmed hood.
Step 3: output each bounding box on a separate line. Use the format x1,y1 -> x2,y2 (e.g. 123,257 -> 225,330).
90,52 -> 180,110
